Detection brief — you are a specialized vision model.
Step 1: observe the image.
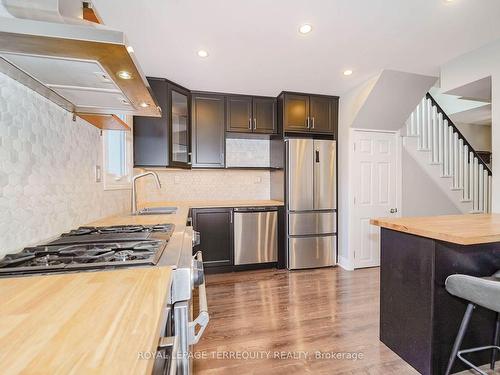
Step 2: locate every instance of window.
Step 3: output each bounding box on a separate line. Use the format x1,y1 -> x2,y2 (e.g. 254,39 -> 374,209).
102,115 -> 133,190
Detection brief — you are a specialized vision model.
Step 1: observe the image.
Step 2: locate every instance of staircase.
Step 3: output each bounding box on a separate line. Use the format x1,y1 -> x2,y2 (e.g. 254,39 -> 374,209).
404,93 -> 492,213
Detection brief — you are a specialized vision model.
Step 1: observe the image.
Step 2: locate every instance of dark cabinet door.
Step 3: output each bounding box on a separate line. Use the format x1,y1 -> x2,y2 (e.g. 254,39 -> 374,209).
133,78 -> 169,166
309,96 -> 333,134
283,94 -> 309,132
192,208 -> 233,267
253,97 -> 277,134
226,95 -> 253,133
192,94 -> 225,168
169,84 -> 191,168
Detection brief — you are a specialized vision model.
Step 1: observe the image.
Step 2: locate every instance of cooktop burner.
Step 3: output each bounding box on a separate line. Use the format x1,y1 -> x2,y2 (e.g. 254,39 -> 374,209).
0,240 -> 167,276
47,223 -> 175,245
62,224 -> 174,236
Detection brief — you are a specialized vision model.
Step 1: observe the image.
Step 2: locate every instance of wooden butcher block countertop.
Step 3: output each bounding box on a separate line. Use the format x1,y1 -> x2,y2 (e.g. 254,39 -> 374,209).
0,200 -> 283,375
371,214 -> 500,245
0,267 -> 172,375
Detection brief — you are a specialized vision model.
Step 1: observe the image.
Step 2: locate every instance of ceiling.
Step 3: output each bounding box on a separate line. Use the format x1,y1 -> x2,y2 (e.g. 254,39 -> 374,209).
93,0 -> 500,97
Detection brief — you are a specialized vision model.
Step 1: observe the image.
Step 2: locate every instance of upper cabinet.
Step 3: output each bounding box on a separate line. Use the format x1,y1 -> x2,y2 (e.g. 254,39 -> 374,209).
134,78 -> 170,167
134,78 -> 192,168
192,93 -> 226,168
253,97 -> 277,134
280,92 -> 338,137
226,95 -> 277,134
170,86 -> 191,168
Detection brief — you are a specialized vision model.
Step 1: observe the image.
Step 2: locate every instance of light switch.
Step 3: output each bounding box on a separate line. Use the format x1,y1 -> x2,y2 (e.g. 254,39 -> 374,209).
254,176 -> 262,184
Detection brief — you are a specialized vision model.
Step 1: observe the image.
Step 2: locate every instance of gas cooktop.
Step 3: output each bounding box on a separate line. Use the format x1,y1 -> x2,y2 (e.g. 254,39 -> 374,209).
0,223 -> 174,277
48,224 -> 175,245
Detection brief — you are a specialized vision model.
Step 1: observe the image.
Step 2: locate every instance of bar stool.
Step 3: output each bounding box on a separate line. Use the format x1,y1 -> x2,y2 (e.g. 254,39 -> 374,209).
444,271 -> 500,375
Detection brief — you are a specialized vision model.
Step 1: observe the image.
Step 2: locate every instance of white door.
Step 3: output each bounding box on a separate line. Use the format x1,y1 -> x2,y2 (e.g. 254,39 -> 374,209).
353,131 -> 399,269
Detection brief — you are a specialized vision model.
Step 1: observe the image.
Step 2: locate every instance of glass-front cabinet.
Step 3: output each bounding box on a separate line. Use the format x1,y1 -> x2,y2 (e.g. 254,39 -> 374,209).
170,85 -> 191,168
134,78 -> 192,169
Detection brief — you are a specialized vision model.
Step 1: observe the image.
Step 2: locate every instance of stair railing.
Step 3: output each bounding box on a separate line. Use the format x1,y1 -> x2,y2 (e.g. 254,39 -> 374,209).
406,93 -> 492,213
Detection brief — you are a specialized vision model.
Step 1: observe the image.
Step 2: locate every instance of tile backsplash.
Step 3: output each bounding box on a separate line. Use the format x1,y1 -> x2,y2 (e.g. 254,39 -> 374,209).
136,169 -> 271,203
0,72 -> 130,257
226,138 -> 270,167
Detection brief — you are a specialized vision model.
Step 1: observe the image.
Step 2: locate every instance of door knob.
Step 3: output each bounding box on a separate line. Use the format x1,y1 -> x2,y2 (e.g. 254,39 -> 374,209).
389,208 -> 398,214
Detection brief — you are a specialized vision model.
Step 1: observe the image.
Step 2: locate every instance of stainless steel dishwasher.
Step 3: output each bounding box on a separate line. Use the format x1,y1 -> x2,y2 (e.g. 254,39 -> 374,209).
233,207 -> 278,265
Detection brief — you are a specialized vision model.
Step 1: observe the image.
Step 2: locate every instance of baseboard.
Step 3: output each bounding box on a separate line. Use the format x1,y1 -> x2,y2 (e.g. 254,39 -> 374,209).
338,256 -> 355,271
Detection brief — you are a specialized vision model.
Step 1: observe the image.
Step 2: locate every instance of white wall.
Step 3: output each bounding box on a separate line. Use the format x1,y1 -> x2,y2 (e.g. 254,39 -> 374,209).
0,73 -> 130,257
455,123 -> 492,152
401,148 -> 461,216
440,38 -> 500,211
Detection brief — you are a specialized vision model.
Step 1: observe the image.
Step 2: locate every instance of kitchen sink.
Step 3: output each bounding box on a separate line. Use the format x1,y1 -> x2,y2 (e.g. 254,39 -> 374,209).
136,206 -> 177,215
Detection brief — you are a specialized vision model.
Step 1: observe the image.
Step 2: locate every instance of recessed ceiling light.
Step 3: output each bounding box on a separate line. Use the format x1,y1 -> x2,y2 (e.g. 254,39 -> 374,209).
343,69 -> 353,76
139,102 -> 150,108
299,24 -> 313,34
197,50 -> 209,58
126,45 -> 134,54
117,70 -> 132,80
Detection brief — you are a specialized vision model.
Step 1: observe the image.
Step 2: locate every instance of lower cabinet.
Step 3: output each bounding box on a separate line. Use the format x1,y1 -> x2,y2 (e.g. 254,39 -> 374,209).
192,208 -> 233,268
191,206 -> 285,273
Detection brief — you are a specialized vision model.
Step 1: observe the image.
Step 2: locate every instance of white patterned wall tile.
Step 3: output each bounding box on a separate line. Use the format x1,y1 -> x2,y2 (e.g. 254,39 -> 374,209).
0,73 -> 130,257
136,169 -> 270,203
225,138 -> 270,167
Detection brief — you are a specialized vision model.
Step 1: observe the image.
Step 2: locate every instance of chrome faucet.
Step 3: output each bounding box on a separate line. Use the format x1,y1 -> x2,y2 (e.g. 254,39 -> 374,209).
131,171 -> 162,214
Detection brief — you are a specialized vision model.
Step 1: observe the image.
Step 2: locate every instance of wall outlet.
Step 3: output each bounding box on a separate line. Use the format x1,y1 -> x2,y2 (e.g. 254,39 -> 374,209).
174,175 -> 180,184
254,176 -> 262,184
95,165 -> 102,182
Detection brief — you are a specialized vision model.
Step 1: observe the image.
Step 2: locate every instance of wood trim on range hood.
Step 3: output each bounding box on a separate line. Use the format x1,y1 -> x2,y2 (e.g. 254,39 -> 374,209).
77,113 -> 130,131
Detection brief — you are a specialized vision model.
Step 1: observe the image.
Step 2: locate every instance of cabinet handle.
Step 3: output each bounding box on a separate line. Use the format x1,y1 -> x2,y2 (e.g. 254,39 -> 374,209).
230,211 -> 233,223
306,117 -> 310,129
312,117 -> 315,129
248,118 -> 252,129
253,118 -> 257,130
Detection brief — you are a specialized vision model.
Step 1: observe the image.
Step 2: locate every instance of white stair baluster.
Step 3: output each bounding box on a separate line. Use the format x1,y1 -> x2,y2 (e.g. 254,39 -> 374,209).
438,113 -> 444,164
478,164 -> 484,212
473,157 -> 479,212
412,111 -> 416,135
416,103 -> 422,149
421,98 -> 427,150
432,106 -> 438,163
448,127 -> 454,177
427,99 -> 432,150
452,133 -> 459,188
469,152 -> 475,202
443,120 -> 450,176
462,145 -> 469,201
488,175 -> 493,213
458,139 -> 464,189
483,170 -> 489,213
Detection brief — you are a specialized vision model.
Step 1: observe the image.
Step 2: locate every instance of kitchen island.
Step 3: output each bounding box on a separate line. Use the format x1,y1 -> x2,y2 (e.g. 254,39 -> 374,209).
371,214 -> 500,375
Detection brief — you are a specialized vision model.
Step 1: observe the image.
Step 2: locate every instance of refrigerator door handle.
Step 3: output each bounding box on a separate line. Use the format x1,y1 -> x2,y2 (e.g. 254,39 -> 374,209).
315,149 -> 320,163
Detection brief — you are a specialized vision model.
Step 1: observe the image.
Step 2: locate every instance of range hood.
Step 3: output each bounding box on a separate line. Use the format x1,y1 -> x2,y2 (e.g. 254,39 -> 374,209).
0,0 -> 161,117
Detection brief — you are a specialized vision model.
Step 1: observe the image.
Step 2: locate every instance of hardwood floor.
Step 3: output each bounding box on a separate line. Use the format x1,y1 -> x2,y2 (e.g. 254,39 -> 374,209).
193,267 -> 418,374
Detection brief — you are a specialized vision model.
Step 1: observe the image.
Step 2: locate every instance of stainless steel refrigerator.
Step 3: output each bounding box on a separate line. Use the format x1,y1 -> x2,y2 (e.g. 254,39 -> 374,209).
286,138 -> 337,269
